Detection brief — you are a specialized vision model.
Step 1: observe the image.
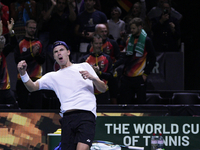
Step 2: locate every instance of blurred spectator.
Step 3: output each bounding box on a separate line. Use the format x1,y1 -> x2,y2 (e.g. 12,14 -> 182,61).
107,6 -> 125,42
14,19 -> 45,109
10,0 -> 26,40
10,0 -> 36,40
44,0 -> 76,72
74,0 -> 107,53
117,18 -> 156,104
147,0 -> 182,21
80,34 -> 113,104
87,24 -> 120,104
75,0 -> 85,15
0,1 -> 9,35
94,0 -> 101,11
0,19 -> 18,108
36,0 -> 53,28
35,0 -> 53,73
123,0 -> 146,34
151,2 -> 181,52
35,0 -> 53,35
45,0 -> 76,47
23,0 -> 37,23
74,0 -> 101,15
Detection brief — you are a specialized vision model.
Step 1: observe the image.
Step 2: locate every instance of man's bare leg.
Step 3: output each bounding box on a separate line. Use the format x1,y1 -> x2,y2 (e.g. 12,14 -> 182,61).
76,142 -> 90,150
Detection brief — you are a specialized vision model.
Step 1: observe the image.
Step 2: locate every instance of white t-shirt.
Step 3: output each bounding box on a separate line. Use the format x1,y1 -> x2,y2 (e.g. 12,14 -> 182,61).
37,62 -> 98,117
107,19 -> 125,41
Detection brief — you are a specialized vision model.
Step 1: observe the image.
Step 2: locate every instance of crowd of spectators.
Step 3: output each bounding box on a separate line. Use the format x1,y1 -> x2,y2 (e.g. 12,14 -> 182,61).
0,0 -> 183,109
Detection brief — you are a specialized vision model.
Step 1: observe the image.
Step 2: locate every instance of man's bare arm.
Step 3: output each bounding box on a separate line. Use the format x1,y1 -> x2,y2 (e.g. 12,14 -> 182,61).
17,60 -> 39,92
79,70 -> 108,93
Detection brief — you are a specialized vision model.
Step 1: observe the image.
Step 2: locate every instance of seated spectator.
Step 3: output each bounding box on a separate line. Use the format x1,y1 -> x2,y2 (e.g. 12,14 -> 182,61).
80,34 -> 113,104
0,19 -> 18,108
147,0 -> 182,21
151,2 -> 181,52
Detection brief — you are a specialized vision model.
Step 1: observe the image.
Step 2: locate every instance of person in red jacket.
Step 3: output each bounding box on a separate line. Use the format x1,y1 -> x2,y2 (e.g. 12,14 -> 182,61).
0,18 -> 18,107
14,19 -> 45,109
80,34 -> 113,104
0,1 -> 9,35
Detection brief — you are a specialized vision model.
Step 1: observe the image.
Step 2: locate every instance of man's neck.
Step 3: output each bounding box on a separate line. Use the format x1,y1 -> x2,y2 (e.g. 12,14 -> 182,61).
25,35 -> 34,39
61,62 -> 73,69
112,17 -> 119,23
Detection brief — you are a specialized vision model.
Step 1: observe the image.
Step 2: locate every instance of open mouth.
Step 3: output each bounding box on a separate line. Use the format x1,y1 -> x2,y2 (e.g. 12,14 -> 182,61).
59,57 -> 63,60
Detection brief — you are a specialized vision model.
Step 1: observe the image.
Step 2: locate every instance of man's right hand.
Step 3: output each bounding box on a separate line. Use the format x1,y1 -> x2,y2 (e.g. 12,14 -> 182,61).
17,60 -> 27,75
160,14 -> 169,24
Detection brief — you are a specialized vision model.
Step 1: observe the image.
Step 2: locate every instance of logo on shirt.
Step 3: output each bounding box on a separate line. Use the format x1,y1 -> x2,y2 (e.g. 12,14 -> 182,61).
88,18 -> 93,25
87,139 -> 91,143
22,47 -> 27,52
100,61 -> 105,69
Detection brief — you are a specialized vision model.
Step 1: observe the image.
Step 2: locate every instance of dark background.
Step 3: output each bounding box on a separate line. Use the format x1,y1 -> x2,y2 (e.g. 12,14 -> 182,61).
2,0 -> 200,90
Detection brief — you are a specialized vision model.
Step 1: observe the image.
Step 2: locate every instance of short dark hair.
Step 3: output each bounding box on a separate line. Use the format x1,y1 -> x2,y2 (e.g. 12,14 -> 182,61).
111,6 -> 122,14
129,17 -> 143,27
52,41 -> 70,50
92,34 -> 102,43
25,19 -> 37,27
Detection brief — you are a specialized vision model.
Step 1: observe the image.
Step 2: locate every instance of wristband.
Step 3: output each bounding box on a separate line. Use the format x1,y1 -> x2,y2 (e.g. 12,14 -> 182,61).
20,72 -> 30,83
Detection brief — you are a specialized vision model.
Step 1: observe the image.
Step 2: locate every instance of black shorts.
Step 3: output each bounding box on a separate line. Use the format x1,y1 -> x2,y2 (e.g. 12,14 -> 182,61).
60,110 -> 96,150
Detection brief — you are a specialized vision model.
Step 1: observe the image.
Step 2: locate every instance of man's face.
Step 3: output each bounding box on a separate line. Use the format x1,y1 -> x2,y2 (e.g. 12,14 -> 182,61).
25,23 -> 37,37
132,3 -> 141,17
53,45 -> 70,67
158,0 -> 168,7
111,9 -> 120,18
130,24 -> 141,37
162,3 -> 171,14
92,37 -> 102,54
0,43 -> 4,53
84,0 -> 95,11
96,25 -> 108,40
57,0 -> 66,12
